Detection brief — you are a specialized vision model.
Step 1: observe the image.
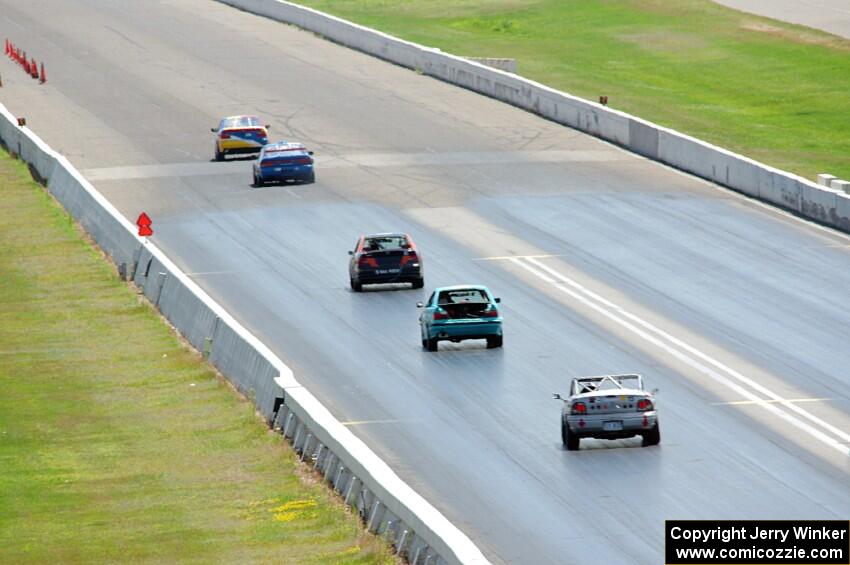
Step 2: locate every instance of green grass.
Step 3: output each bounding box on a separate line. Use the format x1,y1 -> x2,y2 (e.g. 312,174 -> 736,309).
0,151 -> 394,564
294,0 -> 850,180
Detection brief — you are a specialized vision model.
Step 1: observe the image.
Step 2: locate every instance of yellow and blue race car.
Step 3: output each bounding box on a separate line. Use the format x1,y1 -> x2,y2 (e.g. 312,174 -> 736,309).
211,115 -> 269,161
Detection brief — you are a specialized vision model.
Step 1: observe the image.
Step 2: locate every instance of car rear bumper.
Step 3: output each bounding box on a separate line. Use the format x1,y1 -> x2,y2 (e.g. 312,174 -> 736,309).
566,412 -> 657,438
355,266 -> 422,284
220,140 -> 264,151
427,320 -> 502,340
258,165 -> 313,182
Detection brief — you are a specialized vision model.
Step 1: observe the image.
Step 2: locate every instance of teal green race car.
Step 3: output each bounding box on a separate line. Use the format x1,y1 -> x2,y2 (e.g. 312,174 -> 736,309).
417,285 -> 503,351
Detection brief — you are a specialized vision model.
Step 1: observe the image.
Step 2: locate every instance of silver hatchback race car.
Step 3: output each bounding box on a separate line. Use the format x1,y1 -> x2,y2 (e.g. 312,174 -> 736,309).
554,374 -> 660,451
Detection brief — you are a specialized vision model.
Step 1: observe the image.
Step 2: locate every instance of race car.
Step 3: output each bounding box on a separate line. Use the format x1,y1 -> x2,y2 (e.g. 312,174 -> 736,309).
211,115 -> 269,161
348,233 -> 424,291
252,142 -> 315,186
553,374 -> 660,451
417,285 -> 502,351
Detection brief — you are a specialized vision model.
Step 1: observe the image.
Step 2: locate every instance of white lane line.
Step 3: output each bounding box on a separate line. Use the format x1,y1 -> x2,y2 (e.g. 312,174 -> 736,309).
712,398 -> 831,406
524,256 -> 850,445
508,257 -> 850,455
473,254 -> 565,261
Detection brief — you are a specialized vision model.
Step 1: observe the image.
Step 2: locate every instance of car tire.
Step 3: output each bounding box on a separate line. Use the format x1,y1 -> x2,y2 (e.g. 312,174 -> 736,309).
305,171 -> 315,184
486,335 -> 503,349
254,173 -> 265,188
563,420 -> 580,451
412,278 -> 424,289
350,279 -> 362,292
642,422 -> 661,446
426,336 -> 438,352
642,420 -> 661,447
215,146 -> 224,162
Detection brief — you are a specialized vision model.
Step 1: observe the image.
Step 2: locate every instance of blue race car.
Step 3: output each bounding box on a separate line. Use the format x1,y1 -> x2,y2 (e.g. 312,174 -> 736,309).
253,141 -> 314,186
417,285 -> 503,351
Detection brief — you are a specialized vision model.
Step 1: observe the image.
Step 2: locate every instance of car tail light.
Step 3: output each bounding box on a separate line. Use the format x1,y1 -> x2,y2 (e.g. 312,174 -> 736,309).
294,157 -> 312,165
433,309 -> 449,320
400,251 -> 418,267
571,402 -> 587,415
482,306 -> 499,318
357,256 -> 378,268
220,132 -> 231,139
637,399 -> 654,411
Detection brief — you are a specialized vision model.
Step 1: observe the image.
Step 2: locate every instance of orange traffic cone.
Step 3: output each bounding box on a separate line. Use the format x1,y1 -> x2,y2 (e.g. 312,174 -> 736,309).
30,58 -> 37,79
39,62 -> 45,84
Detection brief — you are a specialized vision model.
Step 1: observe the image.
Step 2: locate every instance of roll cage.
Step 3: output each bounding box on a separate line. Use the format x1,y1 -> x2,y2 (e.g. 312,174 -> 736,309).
569,374 -> 643,396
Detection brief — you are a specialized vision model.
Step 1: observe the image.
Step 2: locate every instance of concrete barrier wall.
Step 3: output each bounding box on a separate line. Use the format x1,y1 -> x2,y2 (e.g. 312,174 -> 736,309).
465,57 -> 517,74
208,322 -> 282,421
0,101 -> 489,565
216,0 -> 850,235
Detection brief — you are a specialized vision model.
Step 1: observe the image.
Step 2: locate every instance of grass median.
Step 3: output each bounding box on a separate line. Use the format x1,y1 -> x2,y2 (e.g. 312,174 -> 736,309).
0,151 -> 393,564
294,0 -> 850,181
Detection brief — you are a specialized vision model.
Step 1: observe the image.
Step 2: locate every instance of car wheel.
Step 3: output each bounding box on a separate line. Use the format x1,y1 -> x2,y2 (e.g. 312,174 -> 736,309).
305,171 -> 315,184
350,279 -> 362,292
642,422 -> 661,446
411,278 -> 424,289
215,146 -> 224,162
254,174 -> 265,188
563,420 -> 580,451
426,336 -> 438,352
486,335 -> 503,349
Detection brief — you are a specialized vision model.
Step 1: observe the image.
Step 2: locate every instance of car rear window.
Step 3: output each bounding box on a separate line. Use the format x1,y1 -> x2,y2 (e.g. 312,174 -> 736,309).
222,116 -> 260,129
363,236 -> 407,251
438,289 -> 489,305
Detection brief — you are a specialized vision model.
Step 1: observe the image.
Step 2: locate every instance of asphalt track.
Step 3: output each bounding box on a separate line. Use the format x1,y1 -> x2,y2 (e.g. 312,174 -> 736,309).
712,0 -> 850,39
1,2 -> 849,563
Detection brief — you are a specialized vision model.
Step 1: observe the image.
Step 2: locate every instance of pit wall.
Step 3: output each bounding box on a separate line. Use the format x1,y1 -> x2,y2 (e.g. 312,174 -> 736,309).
216,0 -> 850,233
0,103 -> 490,565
